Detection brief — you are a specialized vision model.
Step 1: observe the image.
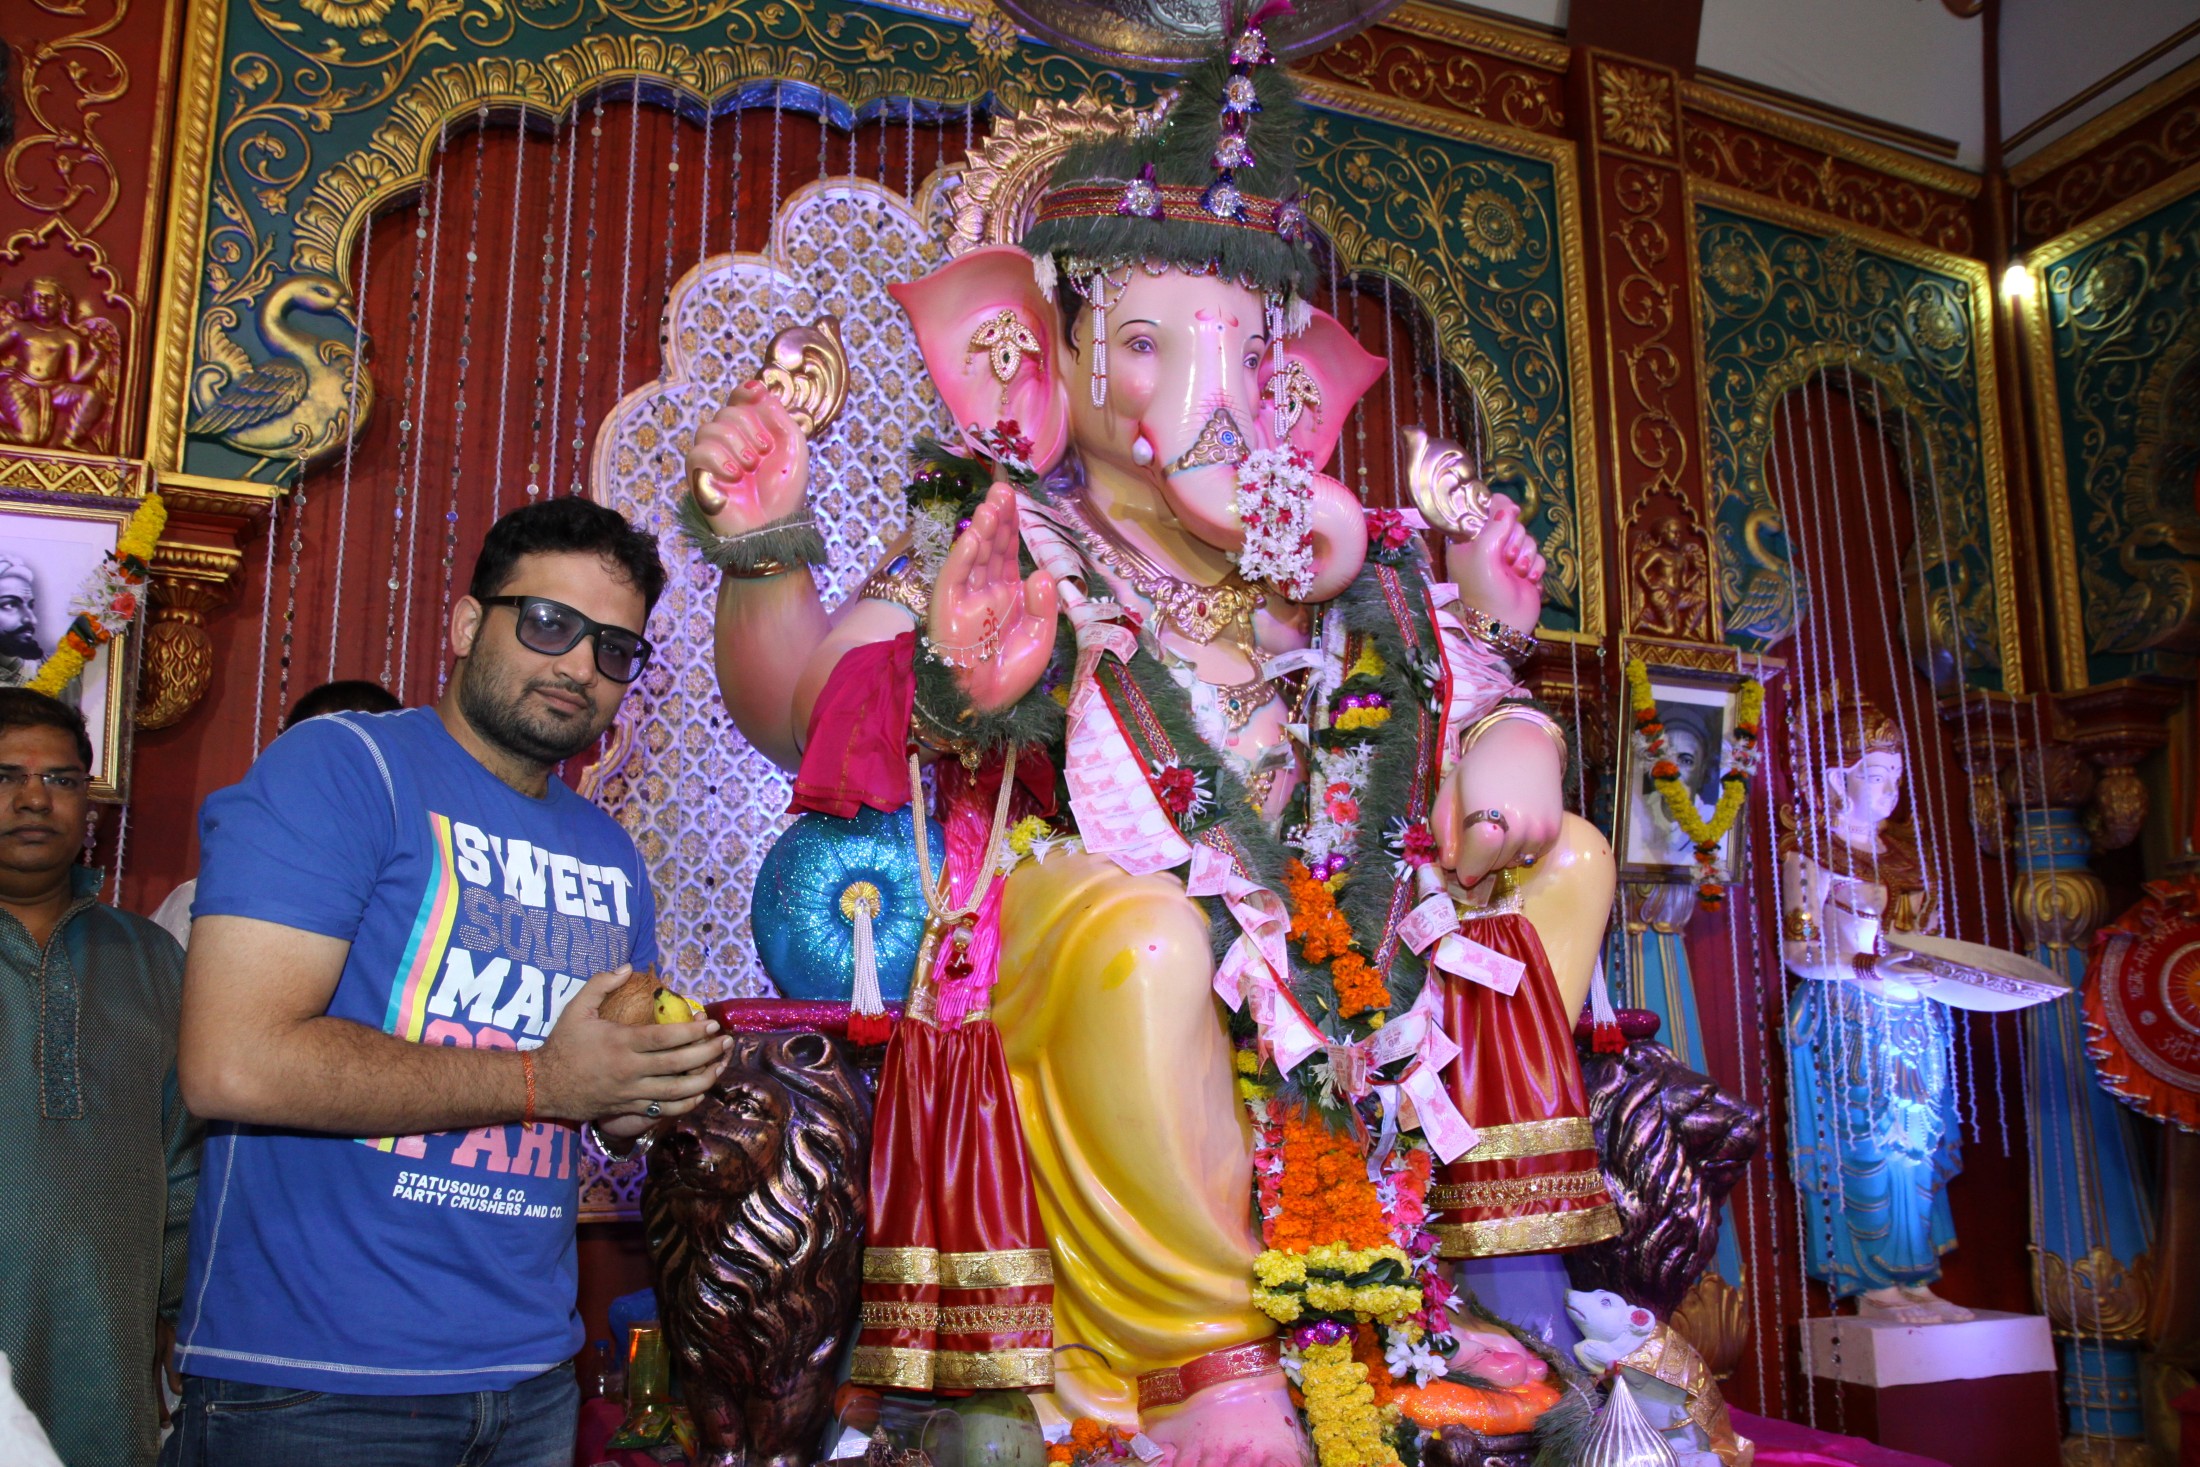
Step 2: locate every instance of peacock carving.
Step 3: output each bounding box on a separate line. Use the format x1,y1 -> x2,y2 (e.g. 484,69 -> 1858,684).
1721,508 -> 1796,646
190,273 -> 372,474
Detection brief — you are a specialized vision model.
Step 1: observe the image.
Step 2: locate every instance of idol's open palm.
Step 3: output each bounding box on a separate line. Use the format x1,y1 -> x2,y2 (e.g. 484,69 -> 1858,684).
685,380 -> 810,535
928,483 -> 1058,713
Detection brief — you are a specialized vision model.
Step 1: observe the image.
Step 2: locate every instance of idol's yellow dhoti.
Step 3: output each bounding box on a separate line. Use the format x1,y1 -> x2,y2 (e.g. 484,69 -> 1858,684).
992,852 -> 1271,1423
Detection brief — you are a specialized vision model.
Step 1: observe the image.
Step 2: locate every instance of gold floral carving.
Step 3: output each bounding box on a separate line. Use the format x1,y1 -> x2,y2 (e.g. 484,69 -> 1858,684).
1597,61 -> 1674,159
136,579 -> 222,731
1,0 -> 143,457
2034,1244 -> 2153,1342
0,443 -> 145,498
1668,1272 -> 1750,1381
1680,114 -> 1974,255
2012,56 -> 2200,246
949,96 -> 1142,252
1298,20 -> 1565,135
1433,1203 -> 1620,1257
2085,766 -> 2148,852
2012,863 -> 2110,952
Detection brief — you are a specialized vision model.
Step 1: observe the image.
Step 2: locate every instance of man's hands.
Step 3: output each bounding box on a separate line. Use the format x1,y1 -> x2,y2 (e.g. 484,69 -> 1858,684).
533,966 -> 730,1125
686,380 -> 810,534
927,483 -> 1058,712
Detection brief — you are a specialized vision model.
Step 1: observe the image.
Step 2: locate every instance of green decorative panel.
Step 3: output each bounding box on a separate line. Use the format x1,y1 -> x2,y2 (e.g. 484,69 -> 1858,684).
1301,108 -> 1593,631
1695,199 -> 2013,690
2031,182 -> 2200,686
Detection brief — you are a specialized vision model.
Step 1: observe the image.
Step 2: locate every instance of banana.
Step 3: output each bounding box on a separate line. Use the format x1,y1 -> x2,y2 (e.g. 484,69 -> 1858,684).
654,988 -> 701,1024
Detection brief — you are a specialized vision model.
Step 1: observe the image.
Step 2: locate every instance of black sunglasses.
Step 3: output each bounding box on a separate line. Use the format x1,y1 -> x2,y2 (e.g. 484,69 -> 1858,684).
478,596 -> 654,683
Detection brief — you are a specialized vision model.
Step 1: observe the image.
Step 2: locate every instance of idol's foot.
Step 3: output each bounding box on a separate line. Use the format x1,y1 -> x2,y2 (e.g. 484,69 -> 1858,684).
1855,1286 -> 1941,1325
1898,1283 -> 1975,1323
1143,1373 -> 1312,1467
1446,1322 -> 1549,1388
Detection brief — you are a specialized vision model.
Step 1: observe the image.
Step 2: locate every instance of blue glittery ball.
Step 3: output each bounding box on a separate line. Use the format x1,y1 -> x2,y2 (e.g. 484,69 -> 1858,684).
751,805 -> 943,1003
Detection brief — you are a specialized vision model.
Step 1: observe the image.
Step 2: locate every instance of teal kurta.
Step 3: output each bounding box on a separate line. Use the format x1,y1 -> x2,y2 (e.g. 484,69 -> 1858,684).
1,867 -> 201,1466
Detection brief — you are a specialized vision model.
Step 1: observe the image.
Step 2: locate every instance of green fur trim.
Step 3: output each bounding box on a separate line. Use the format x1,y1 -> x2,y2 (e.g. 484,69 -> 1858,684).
1020,63 -> 1312,299
910,618 -> 1071,758
677,500 -> 826,572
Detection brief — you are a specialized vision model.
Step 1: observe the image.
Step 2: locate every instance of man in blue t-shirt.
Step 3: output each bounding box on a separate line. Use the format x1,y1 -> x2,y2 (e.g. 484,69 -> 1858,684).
163,498 -> 730,1467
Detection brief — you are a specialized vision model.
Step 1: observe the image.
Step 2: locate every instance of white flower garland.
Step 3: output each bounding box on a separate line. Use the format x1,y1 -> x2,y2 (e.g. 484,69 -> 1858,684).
1234,446 -> 1316,598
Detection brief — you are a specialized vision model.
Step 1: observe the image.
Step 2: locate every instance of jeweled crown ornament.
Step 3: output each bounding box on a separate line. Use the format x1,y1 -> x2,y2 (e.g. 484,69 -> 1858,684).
1020,2 -> 1319,406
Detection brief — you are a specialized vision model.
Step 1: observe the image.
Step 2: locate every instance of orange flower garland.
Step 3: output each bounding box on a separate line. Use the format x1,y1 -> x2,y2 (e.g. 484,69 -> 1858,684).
1285,860 -> 1390,1019
1265,1106 -> 1392,1254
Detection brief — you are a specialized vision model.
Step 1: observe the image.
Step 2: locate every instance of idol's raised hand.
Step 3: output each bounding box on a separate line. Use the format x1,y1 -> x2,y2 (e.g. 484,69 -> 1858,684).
685,380 -> 810,536
928,483 -> 1058,713
1442,491 -> 1545,634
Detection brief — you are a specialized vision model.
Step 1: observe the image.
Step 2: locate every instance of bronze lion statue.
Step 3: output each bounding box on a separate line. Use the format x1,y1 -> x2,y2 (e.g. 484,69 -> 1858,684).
1566,1035 -> 1762,1320
642,1030 -> 872,1467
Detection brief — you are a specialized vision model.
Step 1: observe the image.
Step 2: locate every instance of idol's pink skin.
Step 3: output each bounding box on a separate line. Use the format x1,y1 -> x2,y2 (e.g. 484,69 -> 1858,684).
1142,1374 -> 1311,1467
1447,1323 -> 1550,1388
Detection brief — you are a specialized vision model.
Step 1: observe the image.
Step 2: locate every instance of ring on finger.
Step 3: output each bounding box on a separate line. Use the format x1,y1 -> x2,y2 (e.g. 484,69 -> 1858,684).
1467,809 -> 1509,833
645,1101 -> 662,1119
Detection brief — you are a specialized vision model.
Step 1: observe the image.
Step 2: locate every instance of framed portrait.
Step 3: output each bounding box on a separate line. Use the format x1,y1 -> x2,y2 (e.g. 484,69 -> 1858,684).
0,489 -> 138,800
1618,671 -> 1742,879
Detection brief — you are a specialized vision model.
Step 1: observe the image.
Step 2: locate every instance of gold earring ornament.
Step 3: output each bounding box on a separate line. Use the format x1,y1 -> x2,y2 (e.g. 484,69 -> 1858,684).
967,309 -> 1041,385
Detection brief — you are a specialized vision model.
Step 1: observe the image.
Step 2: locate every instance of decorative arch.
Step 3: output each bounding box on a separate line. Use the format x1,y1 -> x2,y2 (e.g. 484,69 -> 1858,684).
1693,189 -> 2018,689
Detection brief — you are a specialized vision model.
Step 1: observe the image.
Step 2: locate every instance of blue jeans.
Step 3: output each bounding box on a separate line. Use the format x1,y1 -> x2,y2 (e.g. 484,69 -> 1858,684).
160,1366 -> 579,1467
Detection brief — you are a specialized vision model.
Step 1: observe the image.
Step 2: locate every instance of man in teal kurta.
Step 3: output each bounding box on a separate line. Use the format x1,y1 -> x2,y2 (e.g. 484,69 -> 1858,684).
0,688 -> 200,1465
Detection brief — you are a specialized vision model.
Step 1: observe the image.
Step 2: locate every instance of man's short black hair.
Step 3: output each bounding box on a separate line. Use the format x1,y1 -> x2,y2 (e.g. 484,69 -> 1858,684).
466,497 -> 666,618
283,679 -> 401,731
0,687 -> 92,769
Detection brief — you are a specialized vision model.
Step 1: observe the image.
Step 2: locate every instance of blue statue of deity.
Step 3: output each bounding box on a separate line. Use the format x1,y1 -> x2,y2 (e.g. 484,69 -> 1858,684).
1780,692 -> 1969,1326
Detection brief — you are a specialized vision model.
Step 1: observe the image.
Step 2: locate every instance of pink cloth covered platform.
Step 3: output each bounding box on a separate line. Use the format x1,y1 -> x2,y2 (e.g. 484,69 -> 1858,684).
1733,1410 -> 1950,1467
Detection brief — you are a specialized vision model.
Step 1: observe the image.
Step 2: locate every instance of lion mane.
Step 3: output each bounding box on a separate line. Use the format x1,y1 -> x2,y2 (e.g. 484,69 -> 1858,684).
642,1030 -> 871,1467
1566,1039 -> 1763,1320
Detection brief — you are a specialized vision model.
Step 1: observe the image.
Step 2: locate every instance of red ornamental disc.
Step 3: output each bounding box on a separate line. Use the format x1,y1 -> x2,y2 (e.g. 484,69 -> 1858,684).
2087,876 -> 2200,1133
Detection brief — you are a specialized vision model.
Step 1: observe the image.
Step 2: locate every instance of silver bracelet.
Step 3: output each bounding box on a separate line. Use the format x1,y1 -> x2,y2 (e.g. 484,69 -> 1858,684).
584,1120 -> 657,1164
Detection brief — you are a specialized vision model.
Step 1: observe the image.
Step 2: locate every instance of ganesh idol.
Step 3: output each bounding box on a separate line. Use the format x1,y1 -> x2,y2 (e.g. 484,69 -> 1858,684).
680,33 -> 1616,1464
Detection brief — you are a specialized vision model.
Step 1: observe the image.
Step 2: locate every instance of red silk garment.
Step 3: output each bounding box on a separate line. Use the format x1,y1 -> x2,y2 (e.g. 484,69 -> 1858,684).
850,758 -> 1053,1392
791,632 -> 918,819
1431,912 -> 1617,1257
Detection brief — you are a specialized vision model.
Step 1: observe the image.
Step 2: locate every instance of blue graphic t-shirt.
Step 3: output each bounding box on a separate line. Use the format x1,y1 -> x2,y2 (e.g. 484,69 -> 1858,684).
175,708 -> 658,1393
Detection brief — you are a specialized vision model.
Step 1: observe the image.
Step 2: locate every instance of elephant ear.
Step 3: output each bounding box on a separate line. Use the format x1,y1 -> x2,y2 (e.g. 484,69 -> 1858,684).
888,245 -> 1072,476
1263,306 -> 1386,471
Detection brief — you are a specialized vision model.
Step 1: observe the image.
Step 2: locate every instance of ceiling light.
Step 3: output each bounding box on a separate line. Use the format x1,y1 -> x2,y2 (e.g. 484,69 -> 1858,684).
2001,262 -> 2035,303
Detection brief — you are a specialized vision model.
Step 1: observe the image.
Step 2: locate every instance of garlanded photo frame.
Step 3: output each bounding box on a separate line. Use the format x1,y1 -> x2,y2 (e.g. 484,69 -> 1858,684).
0,489 -> 140,801
1617,668 -> 1746,882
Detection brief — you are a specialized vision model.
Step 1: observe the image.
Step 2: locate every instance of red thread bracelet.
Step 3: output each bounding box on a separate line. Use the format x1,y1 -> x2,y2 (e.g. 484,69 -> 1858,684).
520,1050 -> 537,1126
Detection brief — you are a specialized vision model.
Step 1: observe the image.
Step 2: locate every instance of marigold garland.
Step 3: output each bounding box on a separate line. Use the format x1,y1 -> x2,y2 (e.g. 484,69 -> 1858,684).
1623,659 -> 1764,906
1297,1337 -> 1402,1467
25,492 -> 165,699
1285,859 -> 1390,1018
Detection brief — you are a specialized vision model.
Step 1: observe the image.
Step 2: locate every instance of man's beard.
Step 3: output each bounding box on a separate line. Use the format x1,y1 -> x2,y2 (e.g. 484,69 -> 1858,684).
0,623 -> 42,660
457,655 -> 605,766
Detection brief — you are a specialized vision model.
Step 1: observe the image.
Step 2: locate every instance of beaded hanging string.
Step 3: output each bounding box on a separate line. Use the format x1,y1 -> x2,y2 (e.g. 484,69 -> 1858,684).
1770,388 -> 1841,1428
1793,379 -> 1875,1352
380,127 -> 440,690
543,99 -> 583,500
727,100 -> 743,258
769,87 -> 784,318
1382,276 -> 1402,496
902,94 -> 916,201
434,109 -> 489,699
1347,274 -> 1370,500
394,125 -> 452,696
696,94 -> 715,264
1843,367 -> 1998,1150
1408,304 -> 1426,436
489,111 -> 528,516
1326,243 -> 1348,486
564,90 -> 609,496
659,95 -> 681,323
251,490 -> 282,753
614,78 -> 644,400
1749,724 -> 1794,1420
328,208 -> 373,680
1857,380 -> 1965,970
1727,771 -> 1775,1413
524,108 -> 568,503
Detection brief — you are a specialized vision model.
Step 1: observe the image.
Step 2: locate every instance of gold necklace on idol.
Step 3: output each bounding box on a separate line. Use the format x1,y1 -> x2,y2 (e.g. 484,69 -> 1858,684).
1061,495 -> 1274,731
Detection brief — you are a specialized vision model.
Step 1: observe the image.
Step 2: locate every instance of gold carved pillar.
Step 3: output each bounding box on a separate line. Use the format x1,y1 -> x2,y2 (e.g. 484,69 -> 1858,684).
137,474 -> 280,729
